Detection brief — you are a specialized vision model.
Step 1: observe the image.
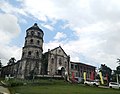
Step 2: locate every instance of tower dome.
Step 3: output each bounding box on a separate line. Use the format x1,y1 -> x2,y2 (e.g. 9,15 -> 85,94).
22,23 -> 44,59
26,23 -> 43,33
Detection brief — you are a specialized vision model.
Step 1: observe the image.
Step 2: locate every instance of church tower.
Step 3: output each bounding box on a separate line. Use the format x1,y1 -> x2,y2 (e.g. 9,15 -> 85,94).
18,23 -> 44,78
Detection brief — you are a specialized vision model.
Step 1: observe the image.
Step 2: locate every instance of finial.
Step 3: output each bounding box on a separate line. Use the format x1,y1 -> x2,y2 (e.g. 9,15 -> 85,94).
34,23 -> 37,26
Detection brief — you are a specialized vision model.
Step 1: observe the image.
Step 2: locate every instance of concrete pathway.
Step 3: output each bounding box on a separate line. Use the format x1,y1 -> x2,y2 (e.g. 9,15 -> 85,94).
0,86 -> 10,94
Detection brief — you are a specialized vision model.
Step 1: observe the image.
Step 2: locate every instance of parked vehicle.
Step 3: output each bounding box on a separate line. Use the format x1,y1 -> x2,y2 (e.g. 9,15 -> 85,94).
75,77 -> 84,83
109,82 -> 120,89
84,79 -> 100,87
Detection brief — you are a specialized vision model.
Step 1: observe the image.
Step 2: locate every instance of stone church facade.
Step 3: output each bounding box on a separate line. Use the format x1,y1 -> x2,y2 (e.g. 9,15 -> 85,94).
1,23 -> 70,79
42,46 -> 70,76
1,23 -> 96,79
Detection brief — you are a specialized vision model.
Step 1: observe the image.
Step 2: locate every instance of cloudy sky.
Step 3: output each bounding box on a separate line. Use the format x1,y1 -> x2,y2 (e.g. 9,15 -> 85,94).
0,0 -> 120,69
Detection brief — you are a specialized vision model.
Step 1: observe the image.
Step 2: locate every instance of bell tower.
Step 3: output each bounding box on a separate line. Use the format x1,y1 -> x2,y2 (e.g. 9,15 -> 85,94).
19,23 -> 44,78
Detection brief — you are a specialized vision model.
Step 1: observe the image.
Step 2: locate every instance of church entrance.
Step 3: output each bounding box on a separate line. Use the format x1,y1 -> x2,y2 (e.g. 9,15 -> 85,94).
58,67 -> 65,76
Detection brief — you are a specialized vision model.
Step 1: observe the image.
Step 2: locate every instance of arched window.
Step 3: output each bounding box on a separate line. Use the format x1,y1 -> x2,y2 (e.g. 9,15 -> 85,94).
27,32 -> 29,36
28,51 -> 31,56
51,58 -> 54,64
22,52 -> 25,57
25,40 -> 27,45
37,32 -> 40,37
31,31 -> 34,36
30,39 -> 33,44
59,49 -> 61,53
37,40 -> 40,45
59,58 -> 62,65
36,51 -> 39,57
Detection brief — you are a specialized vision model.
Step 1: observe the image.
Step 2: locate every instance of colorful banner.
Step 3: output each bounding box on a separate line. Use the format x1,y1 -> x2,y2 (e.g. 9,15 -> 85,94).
84,72 -> 86,81
90,71 -> 95,80
106,74 -> 108,81
99,72 -> 104,84
72,72 -> 75,80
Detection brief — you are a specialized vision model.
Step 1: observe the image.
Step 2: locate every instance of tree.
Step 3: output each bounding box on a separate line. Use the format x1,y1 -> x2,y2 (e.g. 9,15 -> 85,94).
7,57 -> 16,65
117,58 -> 120,66
0,60 -> 2,68
0,60 -> 2,77
99,64 -> 112,82
116,58 -> 120,74
113,58 -> 120,82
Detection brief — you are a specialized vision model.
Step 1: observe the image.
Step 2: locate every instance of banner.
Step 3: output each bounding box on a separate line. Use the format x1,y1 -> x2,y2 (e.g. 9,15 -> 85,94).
90,71 -> 95,80
72,72 -> 75,80
84,72 -> 86,81
99,72 -> 104,84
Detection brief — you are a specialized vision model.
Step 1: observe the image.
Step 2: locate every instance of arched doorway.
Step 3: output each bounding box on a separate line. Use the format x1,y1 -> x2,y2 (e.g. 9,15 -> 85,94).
58,66 -> 65,76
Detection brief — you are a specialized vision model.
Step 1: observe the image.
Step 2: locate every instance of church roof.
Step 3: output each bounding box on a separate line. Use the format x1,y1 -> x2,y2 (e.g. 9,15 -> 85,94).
45,46 -> 68,57
70,61 -> 96,68
26,23 -> 43,33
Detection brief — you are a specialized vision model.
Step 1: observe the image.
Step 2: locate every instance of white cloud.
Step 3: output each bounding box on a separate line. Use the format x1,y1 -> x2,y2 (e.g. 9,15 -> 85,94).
16,0 -> 120,69
0,13 -> 21,65
54,32 -> 67,40
41,24 -> 54,31
0,14 -> 20,44
1,0 -> 120,69
0,1 -> 27,16
0,45 -> 22,65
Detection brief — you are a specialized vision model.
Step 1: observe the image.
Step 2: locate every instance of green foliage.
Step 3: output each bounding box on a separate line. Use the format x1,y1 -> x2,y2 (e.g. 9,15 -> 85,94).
1,79 -> 24,87
0,60 -> 2,68
7,57 -> 16,65
116,66 -> 120,74
12,81 -> 120,94
99,64 -> 112,79
111,66 -> 120,82
9,81 -> 23,87
6,79 -> 120,94
5,79 -> 66,87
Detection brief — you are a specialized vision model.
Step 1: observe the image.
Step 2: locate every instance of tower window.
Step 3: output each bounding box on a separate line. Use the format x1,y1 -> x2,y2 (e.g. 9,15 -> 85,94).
27,32 -> 29,36
38,32 -> 40,37
25,40 -> 27,45
22,52 -> 25,57
36,51 -> 39,57
28,51 -> 31,56
37,40 -> 40,45
30,39 -> 33,44
31,31 -> 34,36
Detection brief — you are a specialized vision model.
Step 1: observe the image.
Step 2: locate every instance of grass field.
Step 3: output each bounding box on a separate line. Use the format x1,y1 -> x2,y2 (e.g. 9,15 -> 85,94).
10,80 -> 120,94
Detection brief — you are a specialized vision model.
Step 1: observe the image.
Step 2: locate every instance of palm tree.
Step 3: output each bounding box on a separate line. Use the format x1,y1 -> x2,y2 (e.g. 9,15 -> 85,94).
117,58 -> 120,66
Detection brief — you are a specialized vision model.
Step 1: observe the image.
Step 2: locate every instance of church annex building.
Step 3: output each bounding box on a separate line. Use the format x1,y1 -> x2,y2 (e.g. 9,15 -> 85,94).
1,23 -> 95,79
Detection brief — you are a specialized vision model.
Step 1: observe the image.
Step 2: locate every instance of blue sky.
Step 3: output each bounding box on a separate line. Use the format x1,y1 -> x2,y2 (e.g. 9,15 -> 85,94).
1,0 -> 120,69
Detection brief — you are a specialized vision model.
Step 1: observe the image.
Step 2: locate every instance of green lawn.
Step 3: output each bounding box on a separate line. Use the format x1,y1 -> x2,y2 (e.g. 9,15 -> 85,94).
10,80 -> 120,94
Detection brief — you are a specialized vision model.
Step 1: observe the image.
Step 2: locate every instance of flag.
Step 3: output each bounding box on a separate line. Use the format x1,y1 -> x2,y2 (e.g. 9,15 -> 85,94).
99,72 -> 104,84
84,72 -> 86,81
72,72 -> 75,80
106,74 -> 108,81
90,71 -> 95,80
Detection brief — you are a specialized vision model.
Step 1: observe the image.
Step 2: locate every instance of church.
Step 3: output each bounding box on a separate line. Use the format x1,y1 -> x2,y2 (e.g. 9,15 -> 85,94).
1,23 -> 70,79
1,23 -> 96,80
